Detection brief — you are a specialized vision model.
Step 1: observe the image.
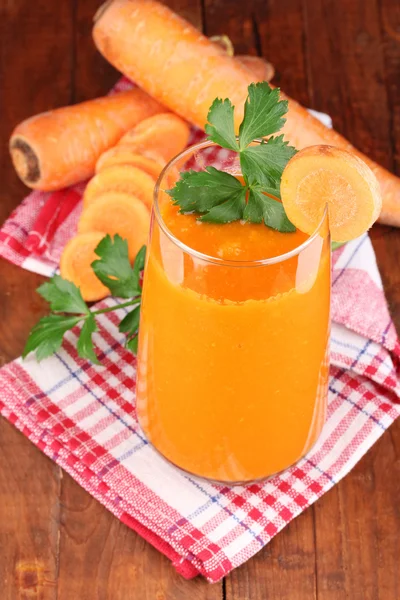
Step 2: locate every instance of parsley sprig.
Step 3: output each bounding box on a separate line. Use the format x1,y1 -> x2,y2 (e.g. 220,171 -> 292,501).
167,82 -> 297,232
23,235 -> 145,363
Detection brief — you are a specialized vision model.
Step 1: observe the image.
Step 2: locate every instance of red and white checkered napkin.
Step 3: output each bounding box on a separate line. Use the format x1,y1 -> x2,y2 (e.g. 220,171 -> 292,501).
0,241 -> 399,582
1,79 -> 400,581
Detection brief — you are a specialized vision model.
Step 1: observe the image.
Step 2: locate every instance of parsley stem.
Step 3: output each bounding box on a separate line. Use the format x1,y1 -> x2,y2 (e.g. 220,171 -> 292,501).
92,297 -> 141,315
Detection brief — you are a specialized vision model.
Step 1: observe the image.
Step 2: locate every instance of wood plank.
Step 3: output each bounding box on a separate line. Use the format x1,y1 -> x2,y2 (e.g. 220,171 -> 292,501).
162,0 -> 203,27
202,1 -> 318,596
314,419 -> 400,600
256,0 -> 310,106
375,0 -> 400,330
57,476 -> 221,599
203,0 -> 260,53
304,1 -> 400,598
379,0 -> 400,175
304,0 -> 392,168
0,0 -> 75,219
225,510 -> 317,600
0,420 -> 61,600
73,0 -> 118,103
0,0 -> 74,596
55,1 -> 221,598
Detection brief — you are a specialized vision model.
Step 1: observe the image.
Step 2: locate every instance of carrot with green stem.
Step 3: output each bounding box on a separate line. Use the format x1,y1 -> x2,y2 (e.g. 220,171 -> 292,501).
93,0 -> 400,227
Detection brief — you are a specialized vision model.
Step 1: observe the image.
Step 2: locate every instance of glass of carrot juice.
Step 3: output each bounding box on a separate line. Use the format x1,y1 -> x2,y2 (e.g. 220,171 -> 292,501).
136,140 -> 331,484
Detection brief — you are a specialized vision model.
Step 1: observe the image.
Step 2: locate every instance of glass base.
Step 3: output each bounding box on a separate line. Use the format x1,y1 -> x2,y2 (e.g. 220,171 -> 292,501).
139,422 -> 318,486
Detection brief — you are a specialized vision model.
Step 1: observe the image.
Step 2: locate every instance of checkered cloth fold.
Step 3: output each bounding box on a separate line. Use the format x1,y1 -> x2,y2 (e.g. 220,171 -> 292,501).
0,78 -> 399,581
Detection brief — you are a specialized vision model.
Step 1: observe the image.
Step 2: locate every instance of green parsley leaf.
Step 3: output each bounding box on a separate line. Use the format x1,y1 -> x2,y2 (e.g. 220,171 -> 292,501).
200,188 -> 246,223
126,334 -> 139,354
246,189 -> 296,232
239,83 -> 288,149
205,98 -> 239,151
119,305 -> 141,335
23,314 -> 82,361
38,275 -> 89,315
24,240 -> 148,365
132,245 -> 146,283
168,167 -> 244,214
240,136 -> 297,197
91,234 -> 141,298
77,315 -> 99,364
169,82 -> 297,232
243,189 -> 263,223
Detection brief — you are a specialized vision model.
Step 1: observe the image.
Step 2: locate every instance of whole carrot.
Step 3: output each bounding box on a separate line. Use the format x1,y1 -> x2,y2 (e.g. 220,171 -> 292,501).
93,0 -> 400,226
9,88 -> 165,191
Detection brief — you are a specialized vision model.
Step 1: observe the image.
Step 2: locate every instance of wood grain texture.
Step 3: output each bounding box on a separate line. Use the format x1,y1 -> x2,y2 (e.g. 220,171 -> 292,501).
315,419 -> 400,600
225,510 -> 317,600
0,0 -> 399,597
0,419 -> 60,600
57,474 -> 221,599
0,1 -> 71,598
303,1 -> 400,599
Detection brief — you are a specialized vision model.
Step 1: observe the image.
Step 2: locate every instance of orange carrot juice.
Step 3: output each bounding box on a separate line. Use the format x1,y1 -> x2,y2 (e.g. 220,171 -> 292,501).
136,150 -> 331,483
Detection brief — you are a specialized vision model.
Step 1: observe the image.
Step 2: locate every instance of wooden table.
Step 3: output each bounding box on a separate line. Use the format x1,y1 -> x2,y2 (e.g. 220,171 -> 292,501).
1,0 -> 400,598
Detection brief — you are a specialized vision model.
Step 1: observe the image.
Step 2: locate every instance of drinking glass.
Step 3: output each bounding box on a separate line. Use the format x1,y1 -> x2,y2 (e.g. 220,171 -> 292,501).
136,141 -> 331,484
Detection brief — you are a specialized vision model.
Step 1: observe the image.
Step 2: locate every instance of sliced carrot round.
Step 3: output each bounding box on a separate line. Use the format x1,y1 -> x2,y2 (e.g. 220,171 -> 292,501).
78,192 -> 150,262
118,113 -> 190,162
280,145 -> 382,242
83,164 -> 155,209
95,145 -> 165,177
60,232 -> 110,302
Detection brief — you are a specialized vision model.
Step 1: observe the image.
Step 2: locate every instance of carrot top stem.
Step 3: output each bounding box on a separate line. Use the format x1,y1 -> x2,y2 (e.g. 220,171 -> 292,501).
93,299 -> 140,315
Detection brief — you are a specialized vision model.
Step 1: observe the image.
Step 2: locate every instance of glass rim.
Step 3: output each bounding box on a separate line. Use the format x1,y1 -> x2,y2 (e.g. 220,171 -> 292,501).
153,139 -> 329,267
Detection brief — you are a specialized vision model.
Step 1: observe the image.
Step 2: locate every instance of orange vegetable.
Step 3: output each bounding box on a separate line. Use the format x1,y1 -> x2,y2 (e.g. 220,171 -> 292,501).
9,89 -> 165,191
118,113 -> 190,162
93,0 -> 400,226
209,36 -> 274,81
83,164 -> 155,209
236,55 -> 275,83
78,192 -> 150,262
60,232 -> 109,302
95,146 -> 164,175
93,1 -> 256,131
281,145 -> 382,242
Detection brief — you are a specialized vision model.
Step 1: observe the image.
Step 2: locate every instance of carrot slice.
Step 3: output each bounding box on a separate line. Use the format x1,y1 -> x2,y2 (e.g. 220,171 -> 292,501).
60,232 -> 109,302
78,192 -> 150,262
83,164 -> 155,209
95,145 -> 165,176
118,113 -> 190,162
280,146 -> 382,242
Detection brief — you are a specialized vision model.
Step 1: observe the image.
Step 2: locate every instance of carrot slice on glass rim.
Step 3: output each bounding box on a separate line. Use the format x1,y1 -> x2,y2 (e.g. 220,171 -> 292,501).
280,145 -> 382,242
